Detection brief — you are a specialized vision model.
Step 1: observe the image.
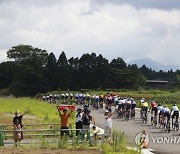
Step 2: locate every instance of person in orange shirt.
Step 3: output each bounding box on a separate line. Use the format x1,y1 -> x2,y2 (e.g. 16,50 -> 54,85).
58,108 -> 73,137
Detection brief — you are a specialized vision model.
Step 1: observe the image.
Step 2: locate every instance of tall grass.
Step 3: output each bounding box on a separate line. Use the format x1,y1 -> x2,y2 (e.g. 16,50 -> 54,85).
0,98 -> 74,123
101,129 -> 139,154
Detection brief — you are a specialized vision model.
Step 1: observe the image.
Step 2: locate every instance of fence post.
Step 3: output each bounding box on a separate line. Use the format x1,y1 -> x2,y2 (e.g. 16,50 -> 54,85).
86,130 -> 90,143
0,132 -> 4,146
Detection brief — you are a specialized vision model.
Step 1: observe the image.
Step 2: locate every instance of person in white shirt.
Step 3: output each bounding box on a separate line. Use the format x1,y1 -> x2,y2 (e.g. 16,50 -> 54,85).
171,104 -> 179,126
157,104 -> 163,122
162,105 -> 170,122
76,108 -> 83,136
104,110 -> 115,139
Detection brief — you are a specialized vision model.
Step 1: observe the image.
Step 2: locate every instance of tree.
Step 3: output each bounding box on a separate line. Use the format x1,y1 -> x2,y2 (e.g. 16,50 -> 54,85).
110,57 -> 126,69
43,52 -> 58,91
68,57 -> 80,90
57,51 -> 70,90
0,62 -> 17,89
6,45 -> 48,96
7,45 -> 48,68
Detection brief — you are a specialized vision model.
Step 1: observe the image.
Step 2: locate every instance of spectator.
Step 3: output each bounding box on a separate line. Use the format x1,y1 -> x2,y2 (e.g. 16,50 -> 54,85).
104,109 -> 115,139
76,108 -> 83,136
13,119 -> 22,146
13,109 -> 27,140
82,109 -> 95,140
58,108 -> 73,138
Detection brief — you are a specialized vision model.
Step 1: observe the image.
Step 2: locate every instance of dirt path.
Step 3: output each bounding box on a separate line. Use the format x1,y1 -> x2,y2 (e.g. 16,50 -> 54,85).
0,147 -> 101,154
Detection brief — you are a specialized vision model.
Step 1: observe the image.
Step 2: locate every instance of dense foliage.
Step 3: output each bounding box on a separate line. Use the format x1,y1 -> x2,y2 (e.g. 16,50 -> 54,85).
0,44 -> 179,96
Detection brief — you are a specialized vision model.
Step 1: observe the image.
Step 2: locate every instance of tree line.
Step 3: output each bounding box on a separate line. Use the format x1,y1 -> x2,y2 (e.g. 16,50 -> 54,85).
0,44 -> 179,96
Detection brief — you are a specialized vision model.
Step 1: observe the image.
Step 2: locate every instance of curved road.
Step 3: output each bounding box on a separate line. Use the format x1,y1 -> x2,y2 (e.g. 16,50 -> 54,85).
91,107 -> 180,154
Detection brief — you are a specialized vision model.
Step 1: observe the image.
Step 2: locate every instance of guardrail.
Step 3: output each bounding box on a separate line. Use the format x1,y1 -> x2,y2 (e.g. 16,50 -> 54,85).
0,124 -> 104,146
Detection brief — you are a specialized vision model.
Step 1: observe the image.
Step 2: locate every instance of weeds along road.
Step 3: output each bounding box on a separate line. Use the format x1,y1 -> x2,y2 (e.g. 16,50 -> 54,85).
91,107 -> 180,154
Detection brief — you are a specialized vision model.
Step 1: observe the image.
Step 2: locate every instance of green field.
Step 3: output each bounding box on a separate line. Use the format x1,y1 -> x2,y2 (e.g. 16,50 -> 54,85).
0,97 -> 75,124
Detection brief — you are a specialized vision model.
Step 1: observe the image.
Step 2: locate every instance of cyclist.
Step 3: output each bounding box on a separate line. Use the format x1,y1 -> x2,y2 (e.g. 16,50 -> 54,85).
86,93 -> 91,107
125,98 -> 131,119
99,94 -> 104,108
157,104 -> 163,123
130,98 -> 136,118
140,98 -> 146,106
74,93 -> 79,105
162,105 -> 170,127
170,104 -> 179,127
106,95 -> 112,110
141,100 -> 148,121
150,101 -> 158,124
61,93 -> 65,103
94,95 -> 100,109
140,98 -> 145,118
114,95 -> 119,106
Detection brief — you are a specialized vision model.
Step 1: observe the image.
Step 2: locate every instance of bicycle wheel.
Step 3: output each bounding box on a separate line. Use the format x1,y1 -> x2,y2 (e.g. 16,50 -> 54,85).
167,122 -> 170,133
172,121 -> 176,130
164,120 -> 167,132
154,117 -> 157,126
176,121 -> 179,131
158,119 -> 162,128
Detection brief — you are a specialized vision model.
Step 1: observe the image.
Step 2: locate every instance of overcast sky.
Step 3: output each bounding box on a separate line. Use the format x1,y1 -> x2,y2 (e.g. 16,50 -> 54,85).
0,0 -> 180,65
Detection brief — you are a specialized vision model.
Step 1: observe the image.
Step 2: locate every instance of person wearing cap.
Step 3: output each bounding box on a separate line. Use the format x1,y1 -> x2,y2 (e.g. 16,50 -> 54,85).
76,108 -> 83,136
104,109 -> 115,139
81,108 -> 95,140
58,108 -> 73,137
13,109 -> 28,140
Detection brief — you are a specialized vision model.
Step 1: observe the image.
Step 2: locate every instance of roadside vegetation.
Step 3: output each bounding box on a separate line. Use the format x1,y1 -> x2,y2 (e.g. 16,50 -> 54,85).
0,97 -> 139,154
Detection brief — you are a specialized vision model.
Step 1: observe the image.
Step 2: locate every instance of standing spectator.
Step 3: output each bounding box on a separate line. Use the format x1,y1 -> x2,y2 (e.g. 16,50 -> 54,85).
82,109 -> 95,140
13,109 -> 28,140
13,119 -> 22,146
58,108 -> 73,138
76,108 -> 83,136
104,110 -> 115,139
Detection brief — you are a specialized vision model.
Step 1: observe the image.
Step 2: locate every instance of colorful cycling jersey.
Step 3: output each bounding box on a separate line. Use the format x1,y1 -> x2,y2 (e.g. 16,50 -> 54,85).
99,94 -> 104,98
126,100 -> 131,105
118,99 -> 122,105
106,95 -> 112,101
142,102 -> 148,107
95,96 -> 99,102
79,94 -> 83,99
162,107 -> 170,113
131,101 -> 136,104
83,94 -> 86,98
75,93 -> 79,99
65,93 -> 69,97
70,93 -> 73,97
140,98 -> 145,104
157,106 -> 163,111
151,101 -> 157,108
86,93 -> 90,97
114,97 -> 118,102
61,94 -> 65,98
121,99 -> 126,104
171,106 -> 179,112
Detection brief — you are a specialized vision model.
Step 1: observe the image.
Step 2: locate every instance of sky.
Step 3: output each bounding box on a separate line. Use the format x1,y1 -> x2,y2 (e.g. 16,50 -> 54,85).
0,0 -> 180,65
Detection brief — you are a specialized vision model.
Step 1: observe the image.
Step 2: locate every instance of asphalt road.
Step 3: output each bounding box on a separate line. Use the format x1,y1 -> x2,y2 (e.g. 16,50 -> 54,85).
90,107 -> 180,154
